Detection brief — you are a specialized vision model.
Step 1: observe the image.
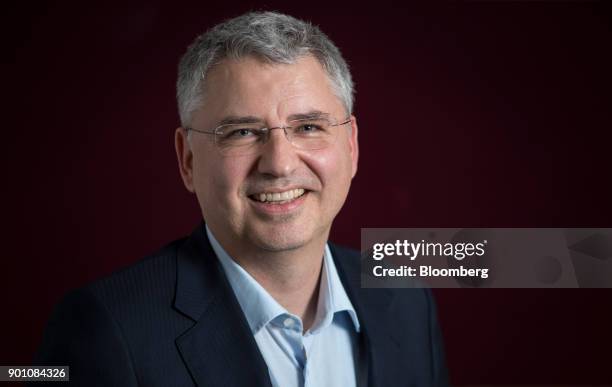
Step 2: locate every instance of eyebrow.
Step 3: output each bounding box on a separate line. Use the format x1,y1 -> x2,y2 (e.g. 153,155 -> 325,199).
287,110 -> 330,121
217,115 -> 262,126
216,110 -> 331,126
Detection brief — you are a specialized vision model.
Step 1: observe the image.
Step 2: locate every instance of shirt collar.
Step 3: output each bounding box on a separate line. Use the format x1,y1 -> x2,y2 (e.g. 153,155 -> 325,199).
206,225 -> 360,334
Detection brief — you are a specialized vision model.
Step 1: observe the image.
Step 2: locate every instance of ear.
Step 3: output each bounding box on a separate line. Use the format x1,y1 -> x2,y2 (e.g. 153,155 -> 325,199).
175,127 -> 195,193
348,115 -> 359,179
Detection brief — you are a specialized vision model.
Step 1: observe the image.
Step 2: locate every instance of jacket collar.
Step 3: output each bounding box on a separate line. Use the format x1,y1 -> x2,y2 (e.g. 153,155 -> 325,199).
329,244 -> 400,387
174,223 -> 273,387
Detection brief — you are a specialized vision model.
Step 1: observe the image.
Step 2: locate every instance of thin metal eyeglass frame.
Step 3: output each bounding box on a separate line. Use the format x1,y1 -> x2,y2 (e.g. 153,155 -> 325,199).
184,117 -> 352,146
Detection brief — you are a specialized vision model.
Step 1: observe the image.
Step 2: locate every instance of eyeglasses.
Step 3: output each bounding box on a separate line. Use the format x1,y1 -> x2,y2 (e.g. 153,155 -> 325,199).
185,116 -> 351,156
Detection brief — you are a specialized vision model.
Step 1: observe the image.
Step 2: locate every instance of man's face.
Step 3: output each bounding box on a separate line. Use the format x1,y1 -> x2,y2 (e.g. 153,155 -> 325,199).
175,55 -> 358,255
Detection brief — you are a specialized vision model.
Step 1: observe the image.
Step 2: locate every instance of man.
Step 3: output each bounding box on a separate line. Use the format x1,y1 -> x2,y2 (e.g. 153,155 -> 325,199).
34,12 -> 448,387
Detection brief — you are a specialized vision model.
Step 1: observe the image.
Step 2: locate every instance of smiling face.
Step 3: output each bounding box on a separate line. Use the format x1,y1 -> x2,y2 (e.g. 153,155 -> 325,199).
175,55 -> 358,257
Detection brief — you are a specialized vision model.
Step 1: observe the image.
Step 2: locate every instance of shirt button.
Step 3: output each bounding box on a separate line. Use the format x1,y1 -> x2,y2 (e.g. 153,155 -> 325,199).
283,317 -> 295,328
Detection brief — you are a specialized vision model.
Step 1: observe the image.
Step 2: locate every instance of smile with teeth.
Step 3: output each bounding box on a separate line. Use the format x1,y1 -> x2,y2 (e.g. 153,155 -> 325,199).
251,188 -> 306,203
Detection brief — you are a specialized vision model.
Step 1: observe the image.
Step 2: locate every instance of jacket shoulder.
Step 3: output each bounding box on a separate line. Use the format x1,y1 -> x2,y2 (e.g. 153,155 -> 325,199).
33,238 -> 196,385
85,238 -> 186,307
328,242 -> 360,269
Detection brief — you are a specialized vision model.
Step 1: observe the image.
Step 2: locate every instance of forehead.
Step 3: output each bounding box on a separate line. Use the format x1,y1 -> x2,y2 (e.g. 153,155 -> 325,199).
199,55 -> 344,121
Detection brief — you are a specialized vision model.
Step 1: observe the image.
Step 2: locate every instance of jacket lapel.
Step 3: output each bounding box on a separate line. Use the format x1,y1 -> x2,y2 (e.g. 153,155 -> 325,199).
174,224 -> 273,387
330,244 -> 405,387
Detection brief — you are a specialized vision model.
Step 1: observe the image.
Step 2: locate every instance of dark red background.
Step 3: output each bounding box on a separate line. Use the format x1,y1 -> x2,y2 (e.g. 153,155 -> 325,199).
3,1 -> 611,385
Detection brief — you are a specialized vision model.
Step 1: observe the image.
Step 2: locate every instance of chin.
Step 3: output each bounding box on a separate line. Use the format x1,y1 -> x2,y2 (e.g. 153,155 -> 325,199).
250,232 -> 309,252
246,219 -> 319,252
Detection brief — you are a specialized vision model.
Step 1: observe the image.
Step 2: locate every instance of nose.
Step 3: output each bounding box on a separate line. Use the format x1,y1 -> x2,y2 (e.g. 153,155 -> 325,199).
256,128 -> 300,177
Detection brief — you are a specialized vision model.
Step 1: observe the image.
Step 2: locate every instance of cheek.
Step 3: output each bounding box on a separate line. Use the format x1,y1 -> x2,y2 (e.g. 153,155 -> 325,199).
192,152 -> 240,205
307,144 -> 354,195
209,157 -> 253,202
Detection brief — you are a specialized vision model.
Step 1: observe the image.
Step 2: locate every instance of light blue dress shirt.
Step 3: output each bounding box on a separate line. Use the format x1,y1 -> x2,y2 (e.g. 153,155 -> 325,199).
206,226 -> 361,387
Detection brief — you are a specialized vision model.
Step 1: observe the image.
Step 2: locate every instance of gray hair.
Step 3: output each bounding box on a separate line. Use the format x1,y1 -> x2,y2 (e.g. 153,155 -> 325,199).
176,11 -> 354,127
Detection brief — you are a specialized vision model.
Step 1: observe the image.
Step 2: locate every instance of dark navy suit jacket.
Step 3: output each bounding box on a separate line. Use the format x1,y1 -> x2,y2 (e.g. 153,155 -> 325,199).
34,223 -> 448,386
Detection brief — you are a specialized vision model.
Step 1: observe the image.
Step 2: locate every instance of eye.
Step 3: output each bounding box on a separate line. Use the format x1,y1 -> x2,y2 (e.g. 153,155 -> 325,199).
226,128 -> 256,138
296,123 -> 322,133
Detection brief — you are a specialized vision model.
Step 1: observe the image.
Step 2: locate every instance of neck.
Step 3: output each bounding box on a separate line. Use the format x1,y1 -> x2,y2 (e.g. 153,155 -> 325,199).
241,241 -> 326,330
215,227 -> 329,331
